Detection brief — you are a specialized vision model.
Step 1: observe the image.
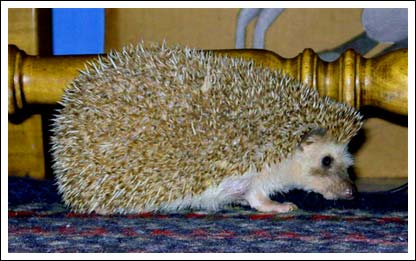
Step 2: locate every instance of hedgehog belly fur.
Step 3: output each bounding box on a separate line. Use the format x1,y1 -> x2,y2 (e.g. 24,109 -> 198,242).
51,42 -> 363,214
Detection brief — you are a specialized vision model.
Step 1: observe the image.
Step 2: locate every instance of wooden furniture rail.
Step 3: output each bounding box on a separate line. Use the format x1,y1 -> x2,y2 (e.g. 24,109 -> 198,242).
9,45 -> 408,116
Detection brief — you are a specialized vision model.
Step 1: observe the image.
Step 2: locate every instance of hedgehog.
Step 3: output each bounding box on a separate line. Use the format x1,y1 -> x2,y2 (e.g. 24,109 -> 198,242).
50,42 -> 363,215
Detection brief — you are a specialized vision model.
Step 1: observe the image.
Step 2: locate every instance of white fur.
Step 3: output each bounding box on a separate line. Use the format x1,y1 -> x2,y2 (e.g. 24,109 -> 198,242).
157,156 -> 299,213
155,140 -> 353,213
157,170 -> 254,212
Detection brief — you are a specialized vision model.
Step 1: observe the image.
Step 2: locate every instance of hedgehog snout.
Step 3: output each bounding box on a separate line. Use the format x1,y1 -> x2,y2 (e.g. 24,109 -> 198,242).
323,177 -> 356,200
338,179 -> 357,200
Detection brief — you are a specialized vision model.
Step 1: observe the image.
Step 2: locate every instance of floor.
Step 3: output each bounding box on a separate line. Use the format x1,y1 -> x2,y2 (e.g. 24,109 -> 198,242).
8,176 -> 408,253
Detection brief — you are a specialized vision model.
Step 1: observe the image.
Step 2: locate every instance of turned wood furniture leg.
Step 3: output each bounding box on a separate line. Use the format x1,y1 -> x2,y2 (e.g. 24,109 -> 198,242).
8,46 -> 407,116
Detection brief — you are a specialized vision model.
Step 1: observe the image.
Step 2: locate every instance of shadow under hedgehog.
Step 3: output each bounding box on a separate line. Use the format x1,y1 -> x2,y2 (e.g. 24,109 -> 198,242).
51,42 -> 363,214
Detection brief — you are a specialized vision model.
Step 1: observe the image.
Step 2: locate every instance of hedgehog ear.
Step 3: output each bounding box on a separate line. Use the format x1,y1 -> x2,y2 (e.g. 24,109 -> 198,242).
299,128 -> 327,148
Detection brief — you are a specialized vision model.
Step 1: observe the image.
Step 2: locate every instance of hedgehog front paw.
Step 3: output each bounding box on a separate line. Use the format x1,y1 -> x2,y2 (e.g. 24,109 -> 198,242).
256,201 -> 298,213
278,202 -> 298,212
246,191 -> 298,213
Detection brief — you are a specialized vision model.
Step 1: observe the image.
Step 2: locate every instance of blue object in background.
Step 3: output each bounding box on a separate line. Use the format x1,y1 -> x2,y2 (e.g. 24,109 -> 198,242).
52,8 -> 105,55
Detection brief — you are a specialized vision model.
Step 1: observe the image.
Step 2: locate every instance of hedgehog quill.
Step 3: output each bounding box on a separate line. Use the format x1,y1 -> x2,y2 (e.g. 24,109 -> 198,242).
51,42 -> 363,214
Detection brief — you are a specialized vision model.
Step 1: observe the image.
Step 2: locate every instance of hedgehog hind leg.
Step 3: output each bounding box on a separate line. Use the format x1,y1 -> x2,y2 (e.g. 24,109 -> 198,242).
156,173 -> 255,213
187,173 -> 254,211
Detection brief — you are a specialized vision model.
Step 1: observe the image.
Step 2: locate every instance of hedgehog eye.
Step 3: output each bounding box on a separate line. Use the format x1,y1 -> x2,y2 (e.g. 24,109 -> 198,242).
321,155 -> 333,168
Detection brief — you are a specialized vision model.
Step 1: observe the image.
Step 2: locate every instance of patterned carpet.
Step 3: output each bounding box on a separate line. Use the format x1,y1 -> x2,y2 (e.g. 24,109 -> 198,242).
8,176 -> 408,253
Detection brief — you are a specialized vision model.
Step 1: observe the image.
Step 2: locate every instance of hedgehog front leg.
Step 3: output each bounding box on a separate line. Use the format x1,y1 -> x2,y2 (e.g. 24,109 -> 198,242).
245,190 -> 298,213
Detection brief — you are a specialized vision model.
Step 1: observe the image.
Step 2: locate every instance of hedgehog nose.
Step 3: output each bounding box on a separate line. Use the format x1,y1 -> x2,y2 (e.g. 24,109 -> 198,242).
343,187 -> 356,199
